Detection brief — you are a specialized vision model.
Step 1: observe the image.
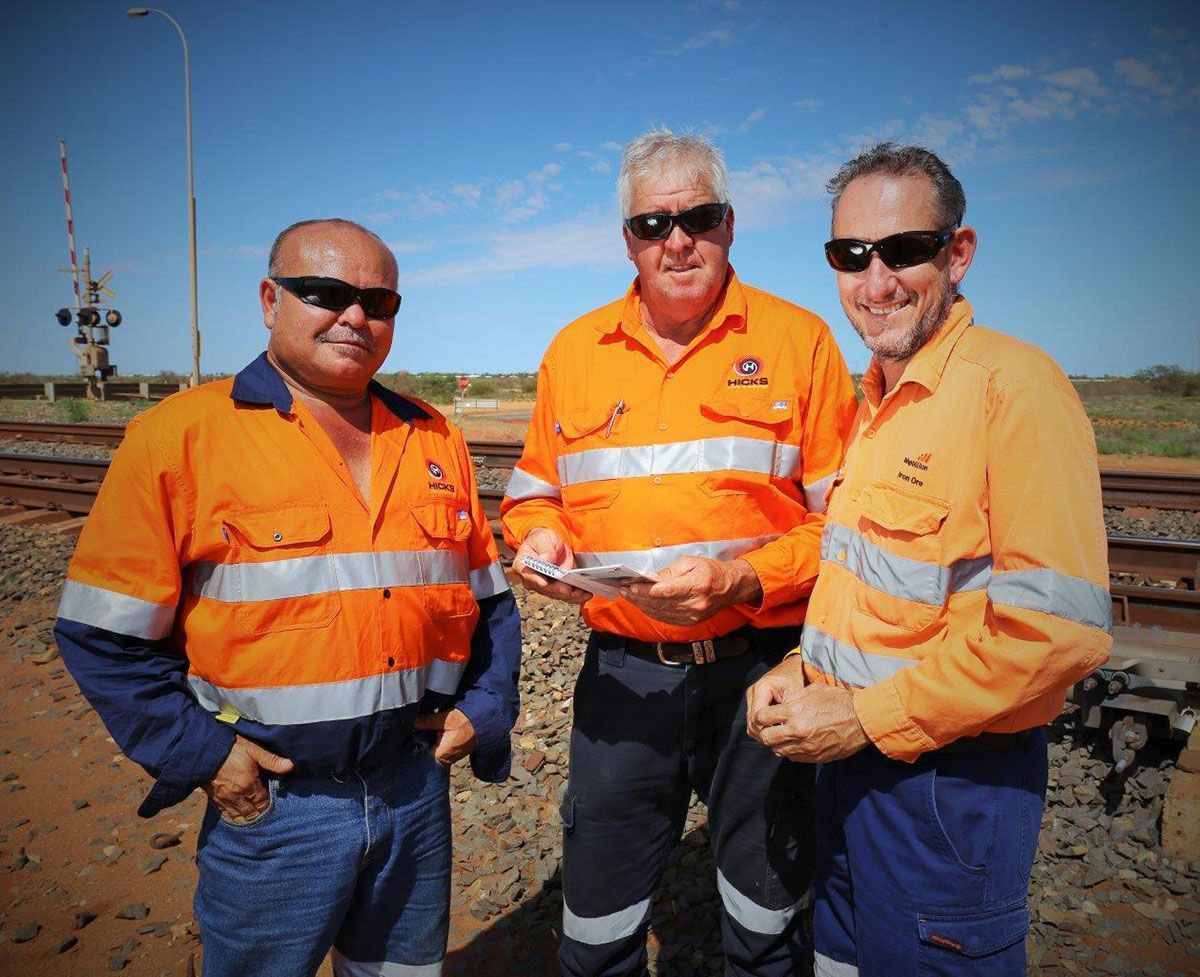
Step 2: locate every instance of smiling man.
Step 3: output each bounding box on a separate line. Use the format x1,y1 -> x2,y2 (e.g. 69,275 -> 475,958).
746,144 -> 1113,976
55,218 -> 521,977
502,129 -> 857,977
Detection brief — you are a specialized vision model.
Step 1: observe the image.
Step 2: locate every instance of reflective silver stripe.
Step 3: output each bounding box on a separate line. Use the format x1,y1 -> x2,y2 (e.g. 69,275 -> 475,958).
716,869 -> 810,935
505,466 -> 561,501
822,524 -> 992,606
801,626 -> 917,688
193,550 -> 469,603
330,949 -> 442,977
803,470 -> 838,514
562,896 -> 651,945
58,579 -> 176,641
814,951 -> 859,977
574,534 -> 779,575
557,437 -> 800,487
989,568 -> 1112,632
469,561 -> 510,599
187,659 -> 468,725
426,657 -> 468,696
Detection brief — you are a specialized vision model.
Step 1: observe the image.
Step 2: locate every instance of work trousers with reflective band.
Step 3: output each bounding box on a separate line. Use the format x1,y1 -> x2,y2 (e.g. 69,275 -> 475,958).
813,729 -> 1049,977
559,630 -> 814,977
195,742 -> 451,977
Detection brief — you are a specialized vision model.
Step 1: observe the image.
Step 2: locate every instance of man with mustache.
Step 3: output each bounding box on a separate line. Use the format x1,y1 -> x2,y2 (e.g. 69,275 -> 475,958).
55,219 -> 522,977
746,144 -> 1112,976
502,128 -> 857,977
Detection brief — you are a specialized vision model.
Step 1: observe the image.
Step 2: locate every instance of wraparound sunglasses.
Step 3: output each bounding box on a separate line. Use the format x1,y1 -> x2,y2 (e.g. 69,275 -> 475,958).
625,202 -> 730,241
824,226 -> 957,273
272,276 -> 403,318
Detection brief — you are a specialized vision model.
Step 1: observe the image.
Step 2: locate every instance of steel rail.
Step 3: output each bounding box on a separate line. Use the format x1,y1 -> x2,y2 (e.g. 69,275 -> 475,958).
1100,470 -> 1200,511
2,420 -> 1199,509
0,421 -> 127,445
1107,535 -> 1200,589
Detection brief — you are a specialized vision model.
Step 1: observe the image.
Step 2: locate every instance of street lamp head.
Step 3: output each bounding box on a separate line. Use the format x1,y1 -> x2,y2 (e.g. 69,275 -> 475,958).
126,8 -> 150,17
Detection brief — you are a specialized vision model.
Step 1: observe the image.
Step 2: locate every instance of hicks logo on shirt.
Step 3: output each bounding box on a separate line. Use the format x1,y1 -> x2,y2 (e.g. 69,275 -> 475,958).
727,356 -> 768,386
427,460 -> 455,493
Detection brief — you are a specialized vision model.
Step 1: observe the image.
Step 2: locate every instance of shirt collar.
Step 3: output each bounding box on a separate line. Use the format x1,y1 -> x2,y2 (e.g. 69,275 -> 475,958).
230,352 -> 430,423
598,265 -> 748,341
861,295 -> 975,403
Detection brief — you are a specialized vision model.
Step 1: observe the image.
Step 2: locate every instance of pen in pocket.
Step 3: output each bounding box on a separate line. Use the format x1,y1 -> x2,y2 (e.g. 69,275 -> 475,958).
605,399 -> 625,439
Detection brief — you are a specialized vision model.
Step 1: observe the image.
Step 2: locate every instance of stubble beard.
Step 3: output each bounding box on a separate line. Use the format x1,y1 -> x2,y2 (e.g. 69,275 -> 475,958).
856,283 -> 956,363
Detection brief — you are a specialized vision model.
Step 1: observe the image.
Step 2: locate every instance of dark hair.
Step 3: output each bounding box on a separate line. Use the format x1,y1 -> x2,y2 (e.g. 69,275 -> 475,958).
267,218 -> 395,277
826,143 -> 966,229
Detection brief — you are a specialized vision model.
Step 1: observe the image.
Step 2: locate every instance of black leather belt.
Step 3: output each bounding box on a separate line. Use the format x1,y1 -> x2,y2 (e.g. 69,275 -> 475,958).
624,627 -> 757,666
938,730 -> 1033,754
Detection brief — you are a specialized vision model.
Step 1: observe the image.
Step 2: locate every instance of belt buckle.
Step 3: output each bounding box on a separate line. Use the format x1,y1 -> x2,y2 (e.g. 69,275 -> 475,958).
654,642 -> 686,666
654,640 -> 715,666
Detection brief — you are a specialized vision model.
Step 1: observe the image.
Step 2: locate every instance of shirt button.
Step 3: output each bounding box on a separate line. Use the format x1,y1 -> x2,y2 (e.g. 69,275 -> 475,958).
665,372 -> 674,380
837,550 -> 847,563
659,421 -> 668,431
849,490 -> 860,502
272,532 -> 283,542
653,476 -> 662,485
864,429 -> 876,439
383,588 -> 391,599
654,537 -> 663,546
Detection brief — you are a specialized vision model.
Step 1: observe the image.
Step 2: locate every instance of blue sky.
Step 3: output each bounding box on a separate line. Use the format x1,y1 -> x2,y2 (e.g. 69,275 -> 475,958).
4,0 -> 1198,378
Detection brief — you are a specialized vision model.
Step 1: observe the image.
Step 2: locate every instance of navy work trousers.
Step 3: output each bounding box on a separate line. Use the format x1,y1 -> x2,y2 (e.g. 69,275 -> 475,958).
813,730 -> 1049,976
558,629 -> 815,977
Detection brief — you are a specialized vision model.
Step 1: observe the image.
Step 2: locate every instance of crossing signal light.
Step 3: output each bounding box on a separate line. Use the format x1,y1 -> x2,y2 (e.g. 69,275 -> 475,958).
55,308 -> 72,326
105,309 -> 122,327
77,307 -> 100,326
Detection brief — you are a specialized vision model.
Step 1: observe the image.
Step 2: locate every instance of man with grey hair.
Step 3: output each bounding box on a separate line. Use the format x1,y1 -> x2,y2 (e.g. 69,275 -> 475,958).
747,143 -> 1111,975
502,128 -> 857,976
56,217 -> 523,976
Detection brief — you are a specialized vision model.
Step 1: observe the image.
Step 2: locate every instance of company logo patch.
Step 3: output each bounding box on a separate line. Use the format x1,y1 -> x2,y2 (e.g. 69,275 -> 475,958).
728,356 -> 769,387
427,460 -> 456,493
772,400 -> 789,410
897,451 -> 931,487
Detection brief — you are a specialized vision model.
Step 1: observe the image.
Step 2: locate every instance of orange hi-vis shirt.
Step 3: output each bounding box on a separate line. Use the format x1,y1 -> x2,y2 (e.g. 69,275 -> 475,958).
501,269 -> 858,642
58,356 -> 510,785
800,297 -> 1113,761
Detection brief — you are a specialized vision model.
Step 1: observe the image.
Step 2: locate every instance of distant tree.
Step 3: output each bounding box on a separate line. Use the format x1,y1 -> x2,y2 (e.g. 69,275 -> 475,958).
1134,365 -> 1200,396
468,377 -> 499,397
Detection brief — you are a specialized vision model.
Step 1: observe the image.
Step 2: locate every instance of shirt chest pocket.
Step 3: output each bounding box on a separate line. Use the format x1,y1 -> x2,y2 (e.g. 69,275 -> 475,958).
556,403 -> 624,512
217,505 -> 341,636
697,393 -> 797,497
410,500 -> 476,620
849,483 -> 951,632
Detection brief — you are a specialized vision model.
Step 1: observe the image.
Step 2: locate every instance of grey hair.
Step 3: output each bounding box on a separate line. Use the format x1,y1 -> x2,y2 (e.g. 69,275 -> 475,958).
617,127 -> 731,218
267,218 -> 396,278
826,143 -> 966,230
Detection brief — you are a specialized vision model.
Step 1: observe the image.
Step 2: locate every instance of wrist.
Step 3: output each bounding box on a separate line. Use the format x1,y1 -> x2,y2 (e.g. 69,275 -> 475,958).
728,559 -> 763,605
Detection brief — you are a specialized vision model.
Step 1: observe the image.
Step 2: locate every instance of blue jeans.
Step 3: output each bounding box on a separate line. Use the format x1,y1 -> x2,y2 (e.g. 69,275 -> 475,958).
813,730 -> 1049,977
195,741 -> 451,977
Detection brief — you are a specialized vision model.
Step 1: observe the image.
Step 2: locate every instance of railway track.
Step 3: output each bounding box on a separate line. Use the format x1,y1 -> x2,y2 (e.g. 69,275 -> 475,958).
1,450 -> 1195,631
2,421 -> 1199,512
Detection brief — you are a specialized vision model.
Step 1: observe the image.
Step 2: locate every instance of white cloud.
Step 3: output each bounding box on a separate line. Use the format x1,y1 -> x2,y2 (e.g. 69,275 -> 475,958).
738,108 -> 767,132
450,183 -> 484,207
493,180 -> 525,207
403,211 -> 625,287
1115,57 -> 1177,96
385,240 -> 430,255
792,97 -> 822,114
602,141 -> 623,152
968,64 -> 1032,85
552,141 -> 573,152
679,27 -> 736,51
590,160 -> 612,174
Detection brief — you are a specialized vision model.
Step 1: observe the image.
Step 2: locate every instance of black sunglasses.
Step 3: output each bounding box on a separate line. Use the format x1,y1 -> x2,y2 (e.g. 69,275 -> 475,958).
824,226 -> 958,273
625,202 -> 730,241
272,276 -> 402,318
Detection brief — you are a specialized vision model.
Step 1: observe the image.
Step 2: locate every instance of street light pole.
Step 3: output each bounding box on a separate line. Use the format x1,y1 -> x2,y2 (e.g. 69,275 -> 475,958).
126,7 -> 201,387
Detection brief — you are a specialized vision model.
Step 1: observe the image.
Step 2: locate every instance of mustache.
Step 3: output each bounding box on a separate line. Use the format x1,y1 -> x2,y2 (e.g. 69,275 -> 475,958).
316,329 -> 375,352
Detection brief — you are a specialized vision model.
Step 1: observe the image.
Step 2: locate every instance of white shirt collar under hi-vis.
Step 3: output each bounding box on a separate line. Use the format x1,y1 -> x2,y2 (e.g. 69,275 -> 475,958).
800,298 -> 1113,762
